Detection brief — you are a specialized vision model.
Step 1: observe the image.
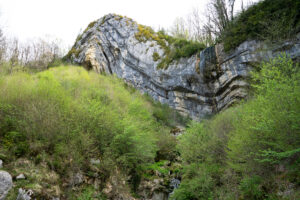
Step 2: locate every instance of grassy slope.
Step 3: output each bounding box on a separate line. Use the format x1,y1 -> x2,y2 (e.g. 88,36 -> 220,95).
0,66 -> 186,199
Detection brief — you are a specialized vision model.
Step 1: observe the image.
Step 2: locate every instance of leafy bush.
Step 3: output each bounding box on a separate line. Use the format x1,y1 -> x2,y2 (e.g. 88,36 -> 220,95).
227,54 -> 300,175
170,163 -> 214,200
176,55 -> 300,199
239,176 -> 264,200
142,160 -> 169,178
77,186 -> 106,200
0,66 -> 177,183
222,0 -> 300,51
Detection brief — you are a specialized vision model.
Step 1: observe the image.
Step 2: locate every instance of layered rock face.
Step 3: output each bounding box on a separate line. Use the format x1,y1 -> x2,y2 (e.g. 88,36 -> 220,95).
68,14 -> 300,119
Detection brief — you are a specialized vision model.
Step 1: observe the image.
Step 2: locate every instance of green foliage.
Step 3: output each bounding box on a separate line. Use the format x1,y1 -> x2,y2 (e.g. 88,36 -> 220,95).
170,163 -> 214,200
227,54 -> 300,174
176,55 -> 300,199
222,0 -> 300,51
0,66 -> 177,184
64,47 -> 80,61
239,176 -> 264,200
77,186 -> 106,200
2,131 -> 29,157
142,160 -> 169,178
171,38 -> 205,59
148,98 -> 190,127
135,24 -> 205,69
257,148 -> 300,164
155,131 -> 177,161
152,52 -> 160,61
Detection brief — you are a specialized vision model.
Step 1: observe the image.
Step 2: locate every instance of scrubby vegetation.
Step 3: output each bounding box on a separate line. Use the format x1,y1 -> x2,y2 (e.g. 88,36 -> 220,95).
1,0 -> 300,199
171,55 -> 300,199
0,66 -> 186,198
169,0 -> 299,52
2,55 -> 298,199
221,0 -> 300,51
135,25 -> 205,69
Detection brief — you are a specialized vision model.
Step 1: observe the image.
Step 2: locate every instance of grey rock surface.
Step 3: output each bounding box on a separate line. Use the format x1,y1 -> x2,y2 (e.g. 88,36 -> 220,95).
16,188 -> 33,200
0,171 -> 13,200
69,172 -> 84,186
0,160 -> 2,169
90,158 -> 101,165
68,14 -> 300,119
16,174 -> 26,180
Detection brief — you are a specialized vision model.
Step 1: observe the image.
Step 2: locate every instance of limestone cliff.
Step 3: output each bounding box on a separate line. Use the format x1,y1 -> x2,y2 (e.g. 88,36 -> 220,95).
67,14 -> 300,119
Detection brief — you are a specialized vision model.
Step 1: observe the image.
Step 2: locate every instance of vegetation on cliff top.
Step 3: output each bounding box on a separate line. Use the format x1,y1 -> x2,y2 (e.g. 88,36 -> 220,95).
135,25 -> 205,69
221,0 -> 300,51
167,0 -> 299,52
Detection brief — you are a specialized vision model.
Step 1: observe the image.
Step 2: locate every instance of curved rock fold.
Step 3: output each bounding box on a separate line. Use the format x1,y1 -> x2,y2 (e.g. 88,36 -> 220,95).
68,14 -> 300,119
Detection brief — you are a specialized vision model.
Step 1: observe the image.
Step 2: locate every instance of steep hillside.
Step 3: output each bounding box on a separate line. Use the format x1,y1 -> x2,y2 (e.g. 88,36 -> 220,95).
66,13 -> 300,120
0,66 -> 186,199
1,0 -> 299,199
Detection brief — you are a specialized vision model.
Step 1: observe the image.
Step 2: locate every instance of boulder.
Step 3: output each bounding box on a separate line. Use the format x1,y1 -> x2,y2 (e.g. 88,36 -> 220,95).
0,171 -> 13,200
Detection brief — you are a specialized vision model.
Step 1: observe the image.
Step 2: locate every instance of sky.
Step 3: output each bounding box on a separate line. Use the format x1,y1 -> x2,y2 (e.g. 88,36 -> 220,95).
0,0 -> 256,48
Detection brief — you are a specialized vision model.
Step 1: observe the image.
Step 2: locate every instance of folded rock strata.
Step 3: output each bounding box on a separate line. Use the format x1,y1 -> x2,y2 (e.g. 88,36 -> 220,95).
68,14 -> 300,119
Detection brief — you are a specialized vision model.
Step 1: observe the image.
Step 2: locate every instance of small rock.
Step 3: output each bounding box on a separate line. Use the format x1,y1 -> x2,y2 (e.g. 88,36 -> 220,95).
153,179 -> 161,184
90,158 -> 101,165
0,171 -> 13,200
0,160 -> 2,169
16,188 -> 33,200
152,191 -> 168,200
70,172 -> 84,186
154,170 -> 162,177
16,173 -> 26,180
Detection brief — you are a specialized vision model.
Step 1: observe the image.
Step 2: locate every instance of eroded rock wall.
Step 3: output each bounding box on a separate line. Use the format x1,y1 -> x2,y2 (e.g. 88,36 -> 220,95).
68,14 -> 300,119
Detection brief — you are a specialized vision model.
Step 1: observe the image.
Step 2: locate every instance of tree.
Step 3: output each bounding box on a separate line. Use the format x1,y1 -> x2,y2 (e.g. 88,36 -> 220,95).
169,17 -> 190,40
0,9 -> 6,64
0,28 -> 5,64
187,8 -> 215,46
203,0 -> 236,37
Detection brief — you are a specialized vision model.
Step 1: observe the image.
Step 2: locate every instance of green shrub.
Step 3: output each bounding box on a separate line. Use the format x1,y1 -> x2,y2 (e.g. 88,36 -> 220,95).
222,0 -> 300,51
3,131 -> 29,157
227,54 -> 300,174
0,66 -> 175,182
155,131 -> 177,161
176,55 -> 300,199
142,160 -> 169,178
239,176 -> 264,199
170,163 -> 214,200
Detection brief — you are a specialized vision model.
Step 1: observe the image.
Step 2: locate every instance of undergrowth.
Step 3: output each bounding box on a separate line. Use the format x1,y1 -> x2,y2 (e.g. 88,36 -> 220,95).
0,66 -> 186,198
